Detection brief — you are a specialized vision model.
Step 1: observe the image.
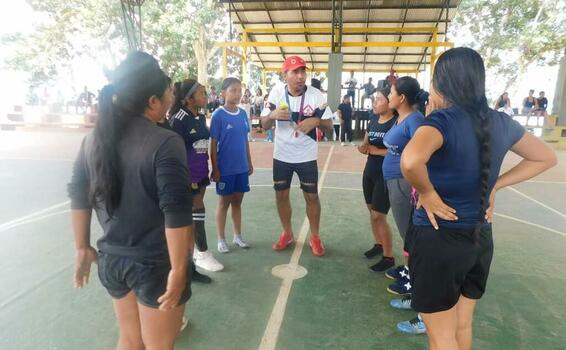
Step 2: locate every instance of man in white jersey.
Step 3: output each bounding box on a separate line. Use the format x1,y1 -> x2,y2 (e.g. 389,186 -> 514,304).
261,56 -> 333,257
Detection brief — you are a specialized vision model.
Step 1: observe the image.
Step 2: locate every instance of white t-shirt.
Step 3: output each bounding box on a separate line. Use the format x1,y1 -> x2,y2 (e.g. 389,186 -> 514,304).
261,84 -> 332,163
332,111 -> 341,125
239,103 -> 251,120
345,77 -> 358,91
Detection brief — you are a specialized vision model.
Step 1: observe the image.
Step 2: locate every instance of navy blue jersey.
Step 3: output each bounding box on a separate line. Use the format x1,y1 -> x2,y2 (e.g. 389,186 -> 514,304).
413,106 -> 525,229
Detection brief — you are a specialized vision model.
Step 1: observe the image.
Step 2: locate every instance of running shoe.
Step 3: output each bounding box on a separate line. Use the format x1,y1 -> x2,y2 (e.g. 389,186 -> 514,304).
191,268 -> 212,284
272,231 -> 294,251
385,265 -> 409,280
397,314 -> 426,335
309,235 -> 326,257
217,240 -> 230,254
233,235 -> 250,249
194,250 -> 224,272
180,316 -> 189,332
387,276 -> 412,296
369,257 -> 395,272
390,295 -> 413,310
363,244 -> 383,258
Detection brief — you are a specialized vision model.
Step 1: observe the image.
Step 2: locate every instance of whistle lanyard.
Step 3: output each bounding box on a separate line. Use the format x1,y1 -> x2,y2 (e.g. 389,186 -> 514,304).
284,85 -> 306,124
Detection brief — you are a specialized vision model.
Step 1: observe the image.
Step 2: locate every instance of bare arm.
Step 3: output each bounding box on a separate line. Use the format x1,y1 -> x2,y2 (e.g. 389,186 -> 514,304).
494,133 -> 556,191
246,140 -> 254,175
367,146 -> 388,156
72,209 -> 97,288
157,225 -> 192,311
210,138 -> 220,182
261,115 -> 275,129
262,107 -> 290,130
318,118 -> 334,134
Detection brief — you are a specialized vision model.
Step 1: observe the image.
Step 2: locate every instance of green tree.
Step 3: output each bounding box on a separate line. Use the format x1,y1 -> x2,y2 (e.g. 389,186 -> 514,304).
2,0 -> 230,88
451,0 -> 566,93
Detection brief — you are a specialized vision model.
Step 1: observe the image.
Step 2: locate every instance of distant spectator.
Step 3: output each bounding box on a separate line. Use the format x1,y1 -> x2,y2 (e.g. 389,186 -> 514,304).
536,91 -> 548,117
344,71 -> 358,104
522,89 -> 538,115
361,77 -> 376,109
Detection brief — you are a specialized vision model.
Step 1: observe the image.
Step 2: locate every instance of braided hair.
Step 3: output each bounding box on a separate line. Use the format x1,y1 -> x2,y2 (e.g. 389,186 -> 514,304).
432,47 -> 491,238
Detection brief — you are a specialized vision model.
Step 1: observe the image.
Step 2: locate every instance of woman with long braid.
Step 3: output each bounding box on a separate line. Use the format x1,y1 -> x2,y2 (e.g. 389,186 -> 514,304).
401,47 -> 556,350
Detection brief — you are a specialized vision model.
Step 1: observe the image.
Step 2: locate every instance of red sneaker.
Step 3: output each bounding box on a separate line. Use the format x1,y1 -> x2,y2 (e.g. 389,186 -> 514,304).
272,231 -> 294,251
309,235 -> 325,257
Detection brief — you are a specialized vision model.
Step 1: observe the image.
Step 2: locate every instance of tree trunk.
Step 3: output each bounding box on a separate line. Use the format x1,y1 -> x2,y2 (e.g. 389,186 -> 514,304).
193,26 -> 208,87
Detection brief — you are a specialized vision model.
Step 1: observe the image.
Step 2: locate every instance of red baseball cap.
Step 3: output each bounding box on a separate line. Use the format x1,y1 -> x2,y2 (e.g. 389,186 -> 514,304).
282,56 -> 307,72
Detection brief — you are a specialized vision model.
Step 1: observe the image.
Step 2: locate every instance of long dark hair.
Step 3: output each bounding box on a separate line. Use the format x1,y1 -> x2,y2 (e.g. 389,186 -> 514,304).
433,47 -> 491,236
169,78 -> 199,117
394,76 -> 428,114
394,76 -> 421,106
91,51 -> 169,217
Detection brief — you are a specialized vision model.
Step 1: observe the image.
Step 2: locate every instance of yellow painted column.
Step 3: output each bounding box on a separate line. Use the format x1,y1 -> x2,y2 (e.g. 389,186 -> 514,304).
430,30 -> 438,77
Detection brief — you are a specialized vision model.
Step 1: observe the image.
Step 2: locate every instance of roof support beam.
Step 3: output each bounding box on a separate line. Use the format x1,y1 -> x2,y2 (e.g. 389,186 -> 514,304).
216,41 -> 453,48
233,20 -> 452,25
242,26 -> 439,34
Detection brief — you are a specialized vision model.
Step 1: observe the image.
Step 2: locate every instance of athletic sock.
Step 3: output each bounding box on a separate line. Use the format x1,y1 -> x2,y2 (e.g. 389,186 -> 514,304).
192,208 -> 208,251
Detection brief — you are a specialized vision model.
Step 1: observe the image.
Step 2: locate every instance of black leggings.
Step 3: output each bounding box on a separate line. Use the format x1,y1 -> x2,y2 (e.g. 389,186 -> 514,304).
333,125 -> 340,140
341,119 -> 352,142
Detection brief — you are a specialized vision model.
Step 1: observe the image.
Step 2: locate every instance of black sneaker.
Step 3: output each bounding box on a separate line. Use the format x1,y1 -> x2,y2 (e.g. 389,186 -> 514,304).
363,244 -> 383,258
385,265 -> 408,280
369,257 -> 395,272
191,265 -> 212,284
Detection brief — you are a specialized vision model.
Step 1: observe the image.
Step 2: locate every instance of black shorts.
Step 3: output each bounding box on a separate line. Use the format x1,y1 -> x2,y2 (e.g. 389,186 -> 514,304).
97,252 -> 192,308
273,159 -> 318,193
191,177 -> 211,194
362,170 -> 390,214
404,225 -> 494,313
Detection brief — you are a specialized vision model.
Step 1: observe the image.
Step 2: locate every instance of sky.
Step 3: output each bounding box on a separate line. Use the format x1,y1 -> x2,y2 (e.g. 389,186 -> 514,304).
0,0 -> 562,114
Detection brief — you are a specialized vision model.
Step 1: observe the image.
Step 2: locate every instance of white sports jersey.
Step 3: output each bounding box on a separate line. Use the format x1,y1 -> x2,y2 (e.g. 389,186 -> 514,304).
261,84 -> 332,163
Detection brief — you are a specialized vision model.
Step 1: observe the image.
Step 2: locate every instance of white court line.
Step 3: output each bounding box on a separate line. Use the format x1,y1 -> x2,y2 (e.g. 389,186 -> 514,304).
494,213 -> 566,238
0,200 -> 70,230
0,209 -> 70,233
507,186 -> 566,219
259,146 -> 335,350
525,180 -> 566,185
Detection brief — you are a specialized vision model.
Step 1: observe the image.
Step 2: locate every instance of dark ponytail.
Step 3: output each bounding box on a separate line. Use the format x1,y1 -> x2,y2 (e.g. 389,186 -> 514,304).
90,51 -> 169,217
169,79 -> 199,117
432,47 -> 491,238
414,89 -> 429,115
394,76 -> 421,106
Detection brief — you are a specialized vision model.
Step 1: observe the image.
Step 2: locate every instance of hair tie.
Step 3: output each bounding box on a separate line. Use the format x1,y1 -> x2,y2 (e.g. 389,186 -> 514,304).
184,83 -> 200,100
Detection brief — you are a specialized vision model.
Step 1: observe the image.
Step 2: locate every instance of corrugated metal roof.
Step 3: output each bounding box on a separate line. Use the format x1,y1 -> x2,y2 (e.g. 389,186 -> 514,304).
221,0 -> 460,72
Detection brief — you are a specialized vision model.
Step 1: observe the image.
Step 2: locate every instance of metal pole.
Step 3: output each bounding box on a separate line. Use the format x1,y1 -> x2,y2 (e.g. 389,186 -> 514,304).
223,47 -> 227,79
242,32 -> 248,85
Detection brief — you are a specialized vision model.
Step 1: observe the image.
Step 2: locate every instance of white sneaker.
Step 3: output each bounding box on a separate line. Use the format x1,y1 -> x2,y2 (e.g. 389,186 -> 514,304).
217,240 -> 230,253
350,142 -> 356,146
341,142 -> 346,146
233,235 -> 250,249
180,316 -> 189,332
194,250 -> 224,272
